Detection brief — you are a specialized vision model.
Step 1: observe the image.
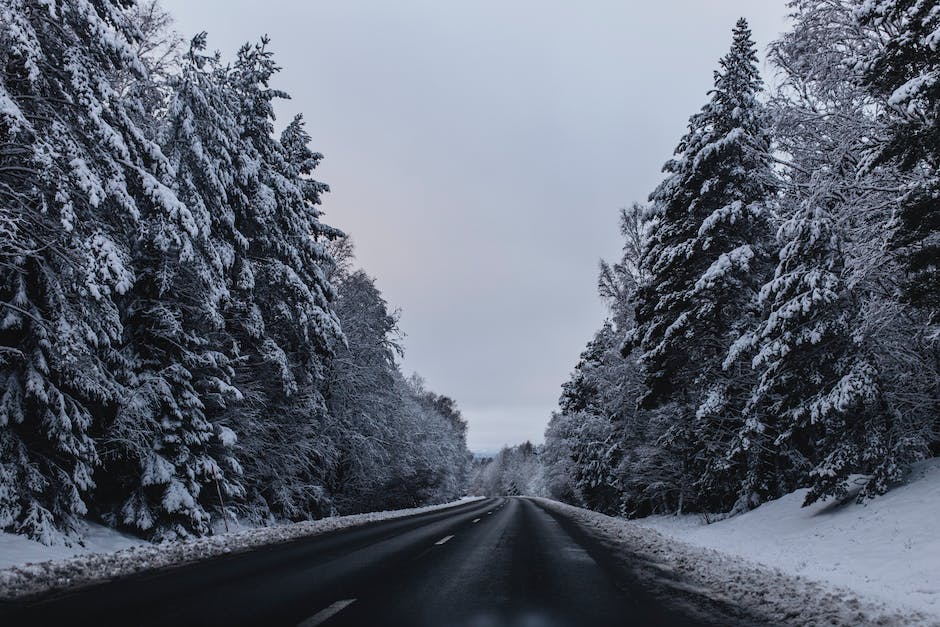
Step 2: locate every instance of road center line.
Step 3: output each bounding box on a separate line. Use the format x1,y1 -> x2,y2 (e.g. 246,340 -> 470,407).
472,518 -> 481,523
297,599 -> 356,627
435,534 -> 455,545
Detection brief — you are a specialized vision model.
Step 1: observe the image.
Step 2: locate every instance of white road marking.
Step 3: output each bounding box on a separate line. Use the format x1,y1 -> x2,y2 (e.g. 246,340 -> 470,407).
297,599 -> 356,627
472,518 -> 481,523
488,511 -> 494,515
435,534 -> 455,545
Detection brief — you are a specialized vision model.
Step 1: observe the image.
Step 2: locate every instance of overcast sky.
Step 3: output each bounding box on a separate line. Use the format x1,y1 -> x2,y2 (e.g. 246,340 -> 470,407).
161,0 -> 790,453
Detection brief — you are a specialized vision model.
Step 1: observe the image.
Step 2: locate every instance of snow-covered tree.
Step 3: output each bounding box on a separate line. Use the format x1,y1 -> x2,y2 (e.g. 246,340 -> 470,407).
0,2 -> 475,542
543,205 -> 678,516
323,263 -> 403,513
556,325 -> 624,513
540,6 -> 939,521
0,0 -> 185,542
414,387 -> 470,499
389,374 -> 470,507
111,0 -> 182,138
740,197 -> 882,505
218,40 -> 343,522
100,34 -> 245,540
540,412 -> 581,503
628,19 -> 776,511
472,442 -> 543,497
858,0 -> 940,323
733,0 -> 934,507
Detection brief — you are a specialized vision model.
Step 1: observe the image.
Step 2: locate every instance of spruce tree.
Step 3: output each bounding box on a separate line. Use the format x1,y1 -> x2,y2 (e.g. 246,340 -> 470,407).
629,19 -> 776,511
0,0 -> 182,542
560,324 -> 624,514
223,40 -> 343,521
559,326 -> 610,417
738,196 -> 883,506
102,34 -> 245,540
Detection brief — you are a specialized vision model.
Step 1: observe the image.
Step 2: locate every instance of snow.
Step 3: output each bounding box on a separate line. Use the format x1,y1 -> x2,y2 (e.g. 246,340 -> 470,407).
888,71 -> 937,112
534,496 -> 935,626
68,157 -> 105,208
85,233 -> 134,298
0,522 -> 144,571
694,244 -> 754,292
697,200 -> 744,238
631,458 -> 940,622
0,497 -> 482,600
217,425 -> 237,447
0,86 -> 27,130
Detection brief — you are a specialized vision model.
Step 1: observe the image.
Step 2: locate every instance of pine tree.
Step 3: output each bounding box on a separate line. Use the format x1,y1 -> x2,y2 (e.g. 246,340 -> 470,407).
740,197 -> 882,505
859,0 -> 940,323
101,34 -> 245,540
0,0 -> 182,542
628,19 -> 776,511
223,40 -> 343,521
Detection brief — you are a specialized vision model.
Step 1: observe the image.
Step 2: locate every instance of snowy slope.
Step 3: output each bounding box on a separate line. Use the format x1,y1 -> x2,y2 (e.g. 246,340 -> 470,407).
535,497 -> 933,626
0,497 -> 481,600
634,458 -> 940,620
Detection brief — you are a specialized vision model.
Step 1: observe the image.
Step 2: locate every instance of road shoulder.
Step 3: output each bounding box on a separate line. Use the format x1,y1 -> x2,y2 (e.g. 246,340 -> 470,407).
530,497 -> 932,627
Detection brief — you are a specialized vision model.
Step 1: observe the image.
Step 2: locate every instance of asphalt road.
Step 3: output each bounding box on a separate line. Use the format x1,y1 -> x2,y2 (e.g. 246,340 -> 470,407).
0,497 -> 755,626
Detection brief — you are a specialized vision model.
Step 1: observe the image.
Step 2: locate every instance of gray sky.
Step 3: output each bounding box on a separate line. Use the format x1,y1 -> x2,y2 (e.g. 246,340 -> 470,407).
161,0 -> 790,453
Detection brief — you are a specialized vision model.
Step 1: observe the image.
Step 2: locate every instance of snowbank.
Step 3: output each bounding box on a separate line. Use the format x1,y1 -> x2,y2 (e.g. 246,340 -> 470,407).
0,523 -> 144,572
0,497 -> 482,600
534,497 -> 934,626
634,459 -> 940,621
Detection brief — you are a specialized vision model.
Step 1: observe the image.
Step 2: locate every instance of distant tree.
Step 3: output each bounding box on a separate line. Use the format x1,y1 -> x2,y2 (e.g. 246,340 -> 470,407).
323,242 -> 470,513
473,442 -> 543,497
323,267 -> 402,513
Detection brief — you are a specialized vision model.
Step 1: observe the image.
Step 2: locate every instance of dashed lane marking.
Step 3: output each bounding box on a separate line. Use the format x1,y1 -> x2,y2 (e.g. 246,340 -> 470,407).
472,518 -> 481,523
297,599 -> 356,627
435,535 -> 455,545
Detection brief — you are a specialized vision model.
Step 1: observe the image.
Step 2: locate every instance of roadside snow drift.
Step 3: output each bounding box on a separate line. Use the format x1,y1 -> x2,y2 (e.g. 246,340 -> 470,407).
634,459 -> 940,621
0,523 -> 144,572
0,497 -> 482,600
534,497 -> 935,627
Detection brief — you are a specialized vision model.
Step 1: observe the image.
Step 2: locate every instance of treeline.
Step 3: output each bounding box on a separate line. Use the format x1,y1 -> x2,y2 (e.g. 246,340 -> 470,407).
543,2 -> 940,518
0,0 -> 468,544
470,443 -> 542,497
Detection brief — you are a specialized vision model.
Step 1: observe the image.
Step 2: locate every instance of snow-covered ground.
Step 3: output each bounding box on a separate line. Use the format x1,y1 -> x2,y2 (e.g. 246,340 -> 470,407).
0,522 -> 145,572
534,494 -> 937,626
633,459 -> 940,621
0,497 -> 481,600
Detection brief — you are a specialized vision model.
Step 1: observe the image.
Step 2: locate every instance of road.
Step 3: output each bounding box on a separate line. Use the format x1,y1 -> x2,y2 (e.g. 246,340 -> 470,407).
0,497 -> 756,626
